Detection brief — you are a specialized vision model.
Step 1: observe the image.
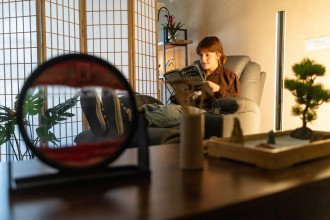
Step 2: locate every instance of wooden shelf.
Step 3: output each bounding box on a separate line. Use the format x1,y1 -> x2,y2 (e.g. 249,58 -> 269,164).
167,39 -> 193,45
158,39 -> 193,45
159,28 -> 191,104
158,39 -> 193,50
158,39 -> 193,51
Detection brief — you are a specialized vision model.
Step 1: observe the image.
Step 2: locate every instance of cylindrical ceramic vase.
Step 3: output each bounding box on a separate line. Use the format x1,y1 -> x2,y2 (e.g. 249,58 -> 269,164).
180,110 -> 205,170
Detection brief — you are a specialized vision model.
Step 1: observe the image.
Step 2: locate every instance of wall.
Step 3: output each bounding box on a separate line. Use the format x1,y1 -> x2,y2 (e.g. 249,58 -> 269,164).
159,0 -> 330,133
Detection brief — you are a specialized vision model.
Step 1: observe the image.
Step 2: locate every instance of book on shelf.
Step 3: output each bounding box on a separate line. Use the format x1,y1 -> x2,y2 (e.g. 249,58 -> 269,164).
163,61 -> 205,88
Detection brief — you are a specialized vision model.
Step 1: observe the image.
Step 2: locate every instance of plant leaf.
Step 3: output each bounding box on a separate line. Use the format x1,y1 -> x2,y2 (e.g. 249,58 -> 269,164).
22,90 -> 44,116
36,127 -> 59,145
0,124 -> 11,145
43,93 -> 79,127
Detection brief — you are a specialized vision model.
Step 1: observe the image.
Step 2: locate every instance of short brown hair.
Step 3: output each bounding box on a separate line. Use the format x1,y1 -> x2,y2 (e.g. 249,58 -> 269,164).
196,36 -> 227,65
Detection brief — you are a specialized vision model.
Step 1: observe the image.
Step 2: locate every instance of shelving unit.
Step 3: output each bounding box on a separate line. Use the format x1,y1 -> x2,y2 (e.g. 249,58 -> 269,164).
159,28 -> 192,104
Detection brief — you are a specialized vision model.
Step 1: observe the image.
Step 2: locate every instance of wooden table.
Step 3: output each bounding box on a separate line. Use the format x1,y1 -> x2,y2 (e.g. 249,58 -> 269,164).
1,144 -> 330,220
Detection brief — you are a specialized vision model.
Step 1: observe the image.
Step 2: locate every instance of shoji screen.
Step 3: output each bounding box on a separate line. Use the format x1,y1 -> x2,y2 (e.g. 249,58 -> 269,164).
86,0 -> 130,78
134,0 -> 158,97
0,0 -> 158,162
0,0 -> 37,161
44,0 -> 81,58
85,0 -> 158,97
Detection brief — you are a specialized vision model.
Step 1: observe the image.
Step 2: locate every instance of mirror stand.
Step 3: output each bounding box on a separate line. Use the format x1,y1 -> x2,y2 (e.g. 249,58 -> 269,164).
8,112 -> 150,193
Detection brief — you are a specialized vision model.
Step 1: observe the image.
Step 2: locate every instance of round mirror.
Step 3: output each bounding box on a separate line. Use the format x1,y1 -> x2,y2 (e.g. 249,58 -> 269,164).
17,54 -> 137,171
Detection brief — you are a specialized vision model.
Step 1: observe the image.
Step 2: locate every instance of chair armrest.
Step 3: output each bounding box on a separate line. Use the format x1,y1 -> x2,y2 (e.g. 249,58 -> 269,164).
221,97 -> 261,137
231,97 -> 261,116
205,97 -> 261,138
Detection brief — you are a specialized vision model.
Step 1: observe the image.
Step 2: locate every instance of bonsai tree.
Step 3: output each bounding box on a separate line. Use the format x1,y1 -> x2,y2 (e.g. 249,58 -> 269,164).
284,58 -> 330,139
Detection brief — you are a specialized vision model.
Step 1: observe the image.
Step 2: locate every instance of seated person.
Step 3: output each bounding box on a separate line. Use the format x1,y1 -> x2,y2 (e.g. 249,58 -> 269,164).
77,37 -> 240,145
171,36 -> 240,111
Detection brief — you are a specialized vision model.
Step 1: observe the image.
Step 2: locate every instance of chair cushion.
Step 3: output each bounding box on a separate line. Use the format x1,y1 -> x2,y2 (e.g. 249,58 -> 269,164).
224,56 -> 251,78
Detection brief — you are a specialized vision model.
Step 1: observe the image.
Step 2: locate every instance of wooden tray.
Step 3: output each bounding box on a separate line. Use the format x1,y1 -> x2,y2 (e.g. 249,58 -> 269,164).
206,130 -> 330,169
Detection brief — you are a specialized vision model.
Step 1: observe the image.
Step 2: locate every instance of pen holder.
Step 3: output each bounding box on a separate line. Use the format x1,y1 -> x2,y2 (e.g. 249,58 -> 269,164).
180,108 -> 205,170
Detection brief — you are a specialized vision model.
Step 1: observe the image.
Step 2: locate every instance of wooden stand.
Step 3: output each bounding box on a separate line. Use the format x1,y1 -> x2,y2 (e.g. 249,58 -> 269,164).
9,112 -> 150,192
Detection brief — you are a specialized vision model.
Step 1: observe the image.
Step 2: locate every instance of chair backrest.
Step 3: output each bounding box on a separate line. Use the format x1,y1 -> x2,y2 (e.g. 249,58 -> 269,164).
224,55 -> 266,106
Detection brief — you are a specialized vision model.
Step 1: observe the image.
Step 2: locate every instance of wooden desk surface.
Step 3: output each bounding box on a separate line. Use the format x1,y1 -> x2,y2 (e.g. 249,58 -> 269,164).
2,144 -> 330,220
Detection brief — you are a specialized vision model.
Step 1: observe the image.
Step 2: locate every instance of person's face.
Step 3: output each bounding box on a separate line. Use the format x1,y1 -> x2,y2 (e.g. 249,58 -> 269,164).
199,50 -> 220,72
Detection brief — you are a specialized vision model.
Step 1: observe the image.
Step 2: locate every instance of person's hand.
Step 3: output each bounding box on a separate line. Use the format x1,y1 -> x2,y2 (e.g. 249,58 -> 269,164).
183,90 -> 194,99
202,80 -> 220,92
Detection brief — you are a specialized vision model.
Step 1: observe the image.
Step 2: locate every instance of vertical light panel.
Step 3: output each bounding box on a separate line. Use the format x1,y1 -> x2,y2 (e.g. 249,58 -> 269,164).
134,0 -> 157,97
0,0 -> 37,161
275,11 -> 285,131
86,0 -> 130,78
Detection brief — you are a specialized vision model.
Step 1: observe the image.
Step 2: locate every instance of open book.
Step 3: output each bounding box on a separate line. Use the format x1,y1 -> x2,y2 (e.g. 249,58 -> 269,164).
163,62 -> 205,88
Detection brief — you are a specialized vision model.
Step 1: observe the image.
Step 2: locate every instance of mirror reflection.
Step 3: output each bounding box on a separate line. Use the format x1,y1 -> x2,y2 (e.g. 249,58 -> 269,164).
18,56 -> 136,169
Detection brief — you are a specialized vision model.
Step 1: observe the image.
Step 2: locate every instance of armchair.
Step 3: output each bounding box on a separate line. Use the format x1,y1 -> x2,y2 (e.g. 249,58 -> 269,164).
75,55 -> 265,146
219,55 -> 266,137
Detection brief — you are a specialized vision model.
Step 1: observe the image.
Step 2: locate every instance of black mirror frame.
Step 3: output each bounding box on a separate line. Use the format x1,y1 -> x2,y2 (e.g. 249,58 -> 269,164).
16,53 -> 138,173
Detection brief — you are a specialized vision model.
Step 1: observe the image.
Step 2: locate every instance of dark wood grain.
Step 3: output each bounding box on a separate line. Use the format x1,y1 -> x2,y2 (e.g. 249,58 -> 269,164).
1,144 -> 330,220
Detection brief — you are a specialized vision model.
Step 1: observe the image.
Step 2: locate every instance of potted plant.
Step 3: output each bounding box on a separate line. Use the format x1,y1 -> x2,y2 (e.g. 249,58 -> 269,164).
0,90 -> 79,160
284,58 -> 330,139
162,13 -> 184,41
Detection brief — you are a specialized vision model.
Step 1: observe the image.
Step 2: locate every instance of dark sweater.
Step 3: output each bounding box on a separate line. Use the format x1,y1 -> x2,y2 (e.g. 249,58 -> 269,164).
206,65 -> 240,98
